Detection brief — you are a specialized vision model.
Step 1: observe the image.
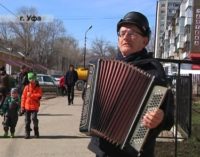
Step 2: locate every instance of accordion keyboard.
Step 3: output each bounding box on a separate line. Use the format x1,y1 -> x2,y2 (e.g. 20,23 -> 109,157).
128,85 -> 168,152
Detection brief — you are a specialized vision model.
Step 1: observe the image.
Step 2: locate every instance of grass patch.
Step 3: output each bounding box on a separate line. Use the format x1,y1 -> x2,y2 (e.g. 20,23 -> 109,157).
155,102 -> 200,157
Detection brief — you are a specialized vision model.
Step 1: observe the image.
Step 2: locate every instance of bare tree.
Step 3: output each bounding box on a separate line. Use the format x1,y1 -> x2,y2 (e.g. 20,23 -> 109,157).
0,22 -> 9,40
0,6 -> 85,72
106,45 -> 118,59
91,37 -> 117,59
0,21 -> 14,51
0,7 -> 74,69
8,7 -> 38,56
51,36 -> 82,71
32,19 -> 66,66
91,38 -> 108,57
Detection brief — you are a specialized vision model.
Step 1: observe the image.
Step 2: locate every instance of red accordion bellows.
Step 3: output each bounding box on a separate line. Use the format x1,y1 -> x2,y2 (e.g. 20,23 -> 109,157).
90,59 -> 152,145
80,59 -> 168,153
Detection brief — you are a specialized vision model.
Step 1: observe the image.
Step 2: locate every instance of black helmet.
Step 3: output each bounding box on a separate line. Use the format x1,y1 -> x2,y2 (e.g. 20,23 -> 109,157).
117,11 -> 151,38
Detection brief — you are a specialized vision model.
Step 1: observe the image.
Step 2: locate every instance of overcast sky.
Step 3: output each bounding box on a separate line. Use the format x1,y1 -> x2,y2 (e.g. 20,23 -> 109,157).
0,0 -> 158,47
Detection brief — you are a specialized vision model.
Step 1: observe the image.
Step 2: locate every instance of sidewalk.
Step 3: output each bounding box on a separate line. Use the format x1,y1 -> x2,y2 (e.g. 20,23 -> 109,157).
0,91 -> 94,157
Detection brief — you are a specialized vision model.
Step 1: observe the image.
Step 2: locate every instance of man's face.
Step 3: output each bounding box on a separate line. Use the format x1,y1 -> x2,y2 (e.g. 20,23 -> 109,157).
21,67 -> 27,73
118,25 -> 149,57
70,66 -> 73,71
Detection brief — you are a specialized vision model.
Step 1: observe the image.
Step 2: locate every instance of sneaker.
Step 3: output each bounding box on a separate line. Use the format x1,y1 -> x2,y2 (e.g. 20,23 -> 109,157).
34,134 -> 39,138
70,99 -> 73,104
24,135 -> 30,139
24,133 -> 30,139
34,129 -> 40,138
3,132 -> 8,138
10,133 -> 15,138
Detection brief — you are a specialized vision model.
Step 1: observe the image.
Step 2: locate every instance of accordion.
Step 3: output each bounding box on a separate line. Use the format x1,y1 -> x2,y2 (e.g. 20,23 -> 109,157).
80,59 -> 168,154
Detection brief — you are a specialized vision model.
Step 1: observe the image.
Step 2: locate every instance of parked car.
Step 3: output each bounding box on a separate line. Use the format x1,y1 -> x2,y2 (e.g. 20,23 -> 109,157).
51,74 -> 63,86
37,74 -> 58,94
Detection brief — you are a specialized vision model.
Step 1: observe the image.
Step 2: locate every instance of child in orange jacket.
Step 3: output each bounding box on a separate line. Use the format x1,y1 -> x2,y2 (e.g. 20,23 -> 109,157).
21,72 -> 42,139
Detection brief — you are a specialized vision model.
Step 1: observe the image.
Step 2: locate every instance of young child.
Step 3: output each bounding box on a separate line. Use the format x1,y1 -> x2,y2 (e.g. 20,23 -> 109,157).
1,88 -> 20,138
21,72 -> 42,139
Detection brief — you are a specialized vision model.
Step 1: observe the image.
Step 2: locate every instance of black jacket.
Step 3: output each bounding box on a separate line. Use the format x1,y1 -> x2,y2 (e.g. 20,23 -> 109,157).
16,72 -> 29,95
88,49 -> 174,157
65,70 -> 78,86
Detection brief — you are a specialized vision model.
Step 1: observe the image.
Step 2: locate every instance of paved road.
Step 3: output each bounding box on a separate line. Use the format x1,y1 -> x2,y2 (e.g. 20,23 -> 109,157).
0,91 -> 95,157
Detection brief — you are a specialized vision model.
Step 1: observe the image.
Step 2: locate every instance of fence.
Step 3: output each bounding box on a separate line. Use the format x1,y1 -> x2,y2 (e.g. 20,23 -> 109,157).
157,59 -> 199,157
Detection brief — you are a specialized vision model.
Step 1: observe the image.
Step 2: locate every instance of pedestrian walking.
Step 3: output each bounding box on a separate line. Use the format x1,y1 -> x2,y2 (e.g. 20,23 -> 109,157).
0,66 -> 10,108
59,76 -> 67,96
21,72 -> 42,139
1,88 -> 20,138
65,64 -> 78,105
16,65 -> 29,97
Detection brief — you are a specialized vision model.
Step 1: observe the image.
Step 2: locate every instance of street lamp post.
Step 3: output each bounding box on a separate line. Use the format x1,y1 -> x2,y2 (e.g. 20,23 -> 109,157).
83,25 -> 92,68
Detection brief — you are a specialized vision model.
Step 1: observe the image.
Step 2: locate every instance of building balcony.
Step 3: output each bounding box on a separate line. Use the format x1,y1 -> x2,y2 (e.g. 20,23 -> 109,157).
184,33 -> 191,42
177,26 -> 185,35
175,26 -> 179,36
179,4 -> 185,17
178,34 -> 185,42
163,51 -> 169,59
177,41 -> 184,49
170,45 -> 175,51
185,7 -> 192,18
184,17 -> 192,26
168,25 -> 173,31
164,36 -> 169,40
170,38 -> 175,44
160,43 -> 163,47
185,0 -> 192,9
169,50 -> 175,57
164,33 -> 169,40
175,18 -> 179,25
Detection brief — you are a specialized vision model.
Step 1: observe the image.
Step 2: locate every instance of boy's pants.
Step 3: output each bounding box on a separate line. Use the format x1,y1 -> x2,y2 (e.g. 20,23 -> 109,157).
3,115 -> 18,134
24,111 -> 39,134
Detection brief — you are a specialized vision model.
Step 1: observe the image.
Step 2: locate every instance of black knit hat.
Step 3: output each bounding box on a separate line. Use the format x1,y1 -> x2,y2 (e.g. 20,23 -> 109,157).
117,11 -> 151,38
0,66 -> 5,71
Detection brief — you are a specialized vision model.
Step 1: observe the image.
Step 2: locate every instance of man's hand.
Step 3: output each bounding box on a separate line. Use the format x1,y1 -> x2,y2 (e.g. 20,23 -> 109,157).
142,108 -> 164,129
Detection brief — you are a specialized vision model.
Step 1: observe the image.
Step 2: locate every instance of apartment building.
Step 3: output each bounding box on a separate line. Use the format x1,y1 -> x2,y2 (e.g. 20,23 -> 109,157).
157,0 -> 200,70
155,0 -> 182,58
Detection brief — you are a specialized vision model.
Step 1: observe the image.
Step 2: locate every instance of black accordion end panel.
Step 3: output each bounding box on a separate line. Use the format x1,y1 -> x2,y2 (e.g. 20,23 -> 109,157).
79,59 -> 168,154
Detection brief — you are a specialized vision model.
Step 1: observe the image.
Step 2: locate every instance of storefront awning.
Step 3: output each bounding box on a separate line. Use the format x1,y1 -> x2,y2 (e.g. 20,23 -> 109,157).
190,53 -> 200,59
0,57 -> 21,67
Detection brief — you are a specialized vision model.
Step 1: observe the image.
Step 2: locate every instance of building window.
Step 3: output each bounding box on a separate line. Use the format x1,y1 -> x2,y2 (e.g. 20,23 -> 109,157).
184,41 -> 190,52
161,4 -> 165,7
174,3 -> 180,7
161,10 -> 165,14
184,25 -> 191,34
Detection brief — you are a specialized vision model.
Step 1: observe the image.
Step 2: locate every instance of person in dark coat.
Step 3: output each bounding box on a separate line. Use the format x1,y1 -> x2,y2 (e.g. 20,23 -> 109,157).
1,88 -> 20,138
65,64 -> 78,105
16,65 -> 29,97
88,11 -> 174,157
0,66 -> 10,108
